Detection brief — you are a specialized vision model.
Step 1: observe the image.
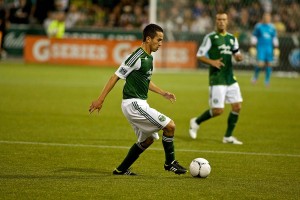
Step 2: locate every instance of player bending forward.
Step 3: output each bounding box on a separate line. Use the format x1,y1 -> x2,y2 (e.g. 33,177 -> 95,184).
89,24 -> 187,175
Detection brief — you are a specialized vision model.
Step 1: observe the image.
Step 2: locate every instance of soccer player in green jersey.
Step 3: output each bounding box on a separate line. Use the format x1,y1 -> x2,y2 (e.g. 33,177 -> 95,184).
89,24 -> 187,175
189,13 -> 244,145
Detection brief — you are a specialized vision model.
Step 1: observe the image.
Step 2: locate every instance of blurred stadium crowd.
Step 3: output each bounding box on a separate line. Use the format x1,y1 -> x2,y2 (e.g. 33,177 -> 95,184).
158,0 -> 299,35
0,0 -> 299,34
0,0 -> 149,30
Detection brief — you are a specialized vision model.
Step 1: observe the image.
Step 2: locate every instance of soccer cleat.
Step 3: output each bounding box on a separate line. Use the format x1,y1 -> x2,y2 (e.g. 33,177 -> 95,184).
222,136 -> 243,145
113,168 -> 137,175
264,81 -> 270,87
251,78 -> 257,84
189,118 -> 199,139
152,132 -> 159,140
164,160 -> 188,175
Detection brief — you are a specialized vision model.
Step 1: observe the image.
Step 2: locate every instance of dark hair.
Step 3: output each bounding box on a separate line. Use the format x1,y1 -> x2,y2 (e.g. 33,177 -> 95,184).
142,24 -> 163,42
216,12 -> 227,16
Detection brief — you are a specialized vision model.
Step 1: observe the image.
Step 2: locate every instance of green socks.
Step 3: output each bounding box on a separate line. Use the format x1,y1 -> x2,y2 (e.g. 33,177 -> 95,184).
225,111 -> 239,137
116,136 -> 176,170
116,143 -> 144,171
162,135 -> 175,165
195,109 -> 239,137
195,109 -> 212,124
116,135 -> 176,170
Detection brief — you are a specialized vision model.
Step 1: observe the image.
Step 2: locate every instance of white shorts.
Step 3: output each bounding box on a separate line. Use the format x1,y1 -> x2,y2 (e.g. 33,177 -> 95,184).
121,99 -> 171,142
209,82 -> 243,108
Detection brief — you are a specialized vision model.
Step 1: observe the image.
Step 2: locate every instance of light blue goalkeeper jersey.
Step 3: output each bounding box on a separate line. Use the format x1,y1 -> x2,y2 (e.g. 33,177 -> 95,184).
252,23 -> 278,62
253,23 -> 277,48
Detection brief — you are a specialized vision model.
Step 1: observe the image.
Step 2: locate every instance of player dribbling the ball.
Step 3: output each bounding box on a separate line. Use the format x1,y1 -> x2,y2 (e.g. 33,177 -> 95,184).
89,24 -> 187,175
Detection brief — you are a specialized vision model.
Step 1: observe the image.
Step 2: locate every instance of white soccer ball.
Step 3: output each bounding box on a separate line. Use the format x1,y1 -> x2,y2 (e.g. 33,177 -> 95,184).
189,158 -> 211,178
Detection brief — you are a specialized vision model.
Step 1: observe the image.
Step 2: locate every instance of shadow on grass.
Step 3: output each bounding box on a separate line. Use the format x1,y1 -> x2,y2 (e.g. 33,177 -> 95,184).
0,168 -> 112,180
54,167 -> 112,174
0,174 -> 110,180
0,168 -> 194,179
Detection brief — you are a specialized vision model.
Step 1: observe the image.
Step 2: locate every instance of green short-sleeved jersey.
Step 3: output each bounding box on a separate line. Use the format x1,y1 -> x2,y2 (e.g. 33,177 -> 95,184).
115,47 -> 153,100
197,31 -> 240,86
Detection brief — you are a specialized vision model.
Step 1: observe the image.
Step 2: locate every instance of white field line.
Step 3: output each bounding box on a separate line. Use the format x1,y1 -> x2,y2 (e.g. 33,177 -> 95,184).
0,140 -> 299,158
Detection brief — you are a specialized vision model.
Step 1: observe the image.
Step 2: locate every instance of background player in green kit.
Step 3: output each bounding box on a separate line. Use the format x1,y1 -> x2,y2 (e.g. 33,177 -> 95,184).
89,24 -> 187,175
189,13 -> 244,145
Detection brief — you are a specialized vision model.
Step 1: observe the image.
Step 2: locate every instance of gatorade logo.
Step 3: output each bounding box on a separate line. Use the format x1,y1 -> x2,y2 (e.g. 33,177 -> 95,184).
289,49 -> 300,68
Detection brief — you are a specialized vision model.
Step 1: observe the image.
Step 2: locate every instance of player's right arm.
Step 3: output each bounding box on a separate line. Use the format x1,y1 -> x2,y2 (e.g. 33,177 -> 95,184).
89,53 -> 140,114
89,74 -> 120,114
249,24 -> 259,57
249,35 -> 257,57
197,35 -> 224,69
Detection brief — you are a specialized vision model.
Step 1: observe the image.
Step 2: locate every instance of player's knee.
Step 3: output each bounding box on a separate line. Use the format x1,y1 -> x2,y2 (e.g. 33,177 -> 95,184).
258,62 -> 265,67
232,104 -> 241,113
163,120 -> 175,137
212,108 -> 223,116
140,137 -> 154,148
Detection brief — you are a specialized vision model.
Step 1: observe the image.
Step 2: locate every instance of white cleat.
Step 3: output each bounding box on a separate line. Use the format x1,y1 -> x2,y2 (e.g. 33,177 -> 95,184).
189,118 -> 199,139
223,136 -> 243,145
152,132 -> 159,140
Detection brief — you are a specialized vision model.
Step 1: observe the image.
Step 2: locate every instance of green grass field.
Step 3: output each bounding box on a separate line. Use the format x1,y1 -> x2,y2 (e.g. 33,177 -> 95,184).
0,62 -> 299,199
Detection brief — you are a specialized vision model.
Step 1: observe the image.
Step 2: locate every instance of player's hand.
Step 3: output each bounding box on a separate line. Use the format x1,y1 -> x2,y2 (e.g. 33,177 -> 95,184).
163,92 -> 176,103
249,47 -> 256,57
274,48 -> 280,58
235,53 -> 243,62
211,58 -> 224,69
89,100 -> 103,114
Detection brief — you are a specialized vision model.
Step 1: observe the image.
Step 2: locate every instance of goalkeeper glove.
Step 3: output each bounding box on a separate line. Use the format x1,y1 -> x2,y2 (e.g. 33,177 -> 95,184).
274,48 -> 280,58
249,47 -> 257,57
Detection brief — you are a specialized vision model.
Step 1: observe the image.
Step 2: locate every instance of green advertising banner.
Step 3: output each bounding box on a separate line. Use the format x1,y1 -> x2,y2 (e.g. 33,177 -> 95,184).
3,25 -> 299,71
3,25 -> 142,56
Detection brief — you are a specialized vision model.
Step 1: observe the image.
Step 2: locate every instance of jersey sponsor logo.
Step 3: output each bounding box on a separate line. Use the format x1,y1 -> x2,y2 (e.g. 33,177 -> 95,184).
263,32 -> 272,39
158,114 -> 166,122
146,69 -> 152,80
118,67 -> 128,75
213,99 -> 219,104
218,44 -> 232,55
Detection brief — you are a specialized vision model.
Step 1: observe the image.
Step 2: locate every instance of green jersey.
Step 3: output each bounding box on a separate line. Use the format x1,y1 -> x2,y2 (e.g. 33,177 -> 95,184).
115,47 -> 153,100
197,31 -> 240,86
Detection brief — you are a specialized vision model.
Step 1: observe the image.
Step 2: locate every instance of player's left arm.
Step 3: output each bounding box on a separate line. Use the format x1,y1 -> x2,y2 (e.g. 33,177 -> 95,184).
149,81 -> 176,103
273,30 -> 280,57
233,37 -> 243,62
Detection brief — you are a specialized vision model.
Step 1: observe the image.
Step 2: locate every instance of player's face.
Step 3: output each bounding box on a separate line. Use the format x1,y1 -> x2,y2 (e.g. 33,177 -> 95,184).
216,14 -> 228,33
263,13 -> 271,23
149,31 -> 164,52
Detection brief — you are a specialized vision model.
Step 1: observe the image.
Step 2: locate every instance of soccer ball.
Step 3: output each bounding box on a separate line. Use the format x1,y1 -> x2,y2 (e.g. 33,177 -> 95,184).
189,158 -> 211,178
